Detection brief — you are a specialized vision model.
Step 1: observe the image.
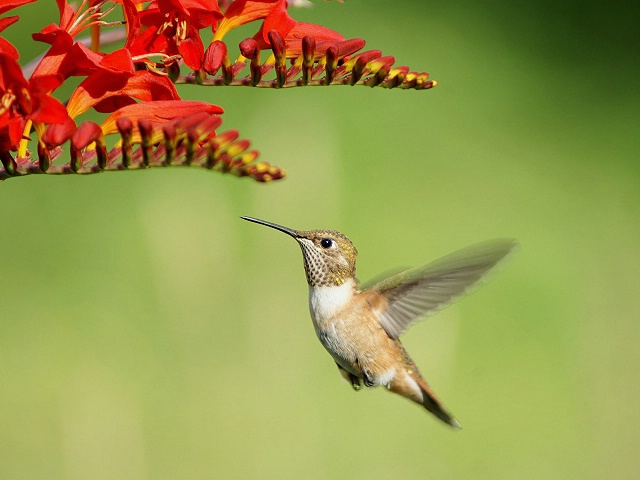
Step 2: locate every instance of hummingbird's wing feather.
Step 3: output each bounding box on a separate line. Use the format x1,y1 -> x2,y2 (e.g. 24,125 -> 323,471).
372,239 -> 517,339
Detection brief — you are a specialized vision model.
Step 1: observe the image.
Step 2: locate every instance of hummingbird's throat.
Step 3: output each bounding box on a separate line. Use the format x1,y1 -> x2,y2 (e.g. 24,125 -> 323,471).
300,242 -> 349,287
304,261 -> 348,287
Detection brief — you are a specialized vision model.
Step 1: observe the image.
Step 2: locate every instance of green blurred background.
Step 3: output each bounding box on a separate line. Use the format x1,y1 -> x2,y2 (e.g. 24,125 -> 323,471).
1,1 -> 639,478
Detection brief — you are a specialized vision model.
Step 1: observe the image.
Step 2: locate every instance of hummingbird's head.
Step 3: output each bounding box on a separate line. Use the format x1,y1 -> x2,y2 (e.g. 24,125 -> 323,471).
241,217 -> 358,287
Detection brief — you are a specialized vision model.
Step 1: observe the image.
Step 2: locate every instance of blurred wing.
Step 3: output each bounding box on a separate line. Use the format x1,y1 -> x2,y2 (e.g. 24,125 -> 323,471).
371,239 -> 517,339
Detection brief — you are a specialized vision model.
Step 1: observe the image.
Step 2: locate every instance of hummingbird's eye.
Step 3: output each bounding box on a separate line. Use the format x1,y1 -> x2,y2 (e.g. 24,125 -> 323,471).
320,238 -> 333,249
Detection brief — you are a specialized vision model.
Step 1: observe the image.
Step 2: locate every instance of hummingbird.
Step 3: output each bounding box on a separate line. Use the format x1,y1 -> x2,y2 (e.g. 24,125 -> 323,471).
241,216 -> 516,429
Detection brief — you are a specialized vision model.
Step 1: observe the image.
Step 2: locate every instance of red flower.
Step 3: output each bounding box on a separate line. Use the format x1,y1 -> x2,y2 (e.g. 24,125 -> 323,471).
0,53 -> 71,150
213,0 -> 278,41
29,0 -> 140,81
66,49 -> 179,118
0,0 -> 432,184
130,0 -> 223,70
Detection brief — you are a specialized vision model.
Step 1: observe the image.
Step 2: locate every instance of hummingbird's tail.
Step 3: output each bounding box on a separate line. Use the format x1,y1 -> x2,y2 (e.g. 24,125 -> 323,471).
414,376 -> 462,430
388,347 -> 462,429
390,372 -> 462,429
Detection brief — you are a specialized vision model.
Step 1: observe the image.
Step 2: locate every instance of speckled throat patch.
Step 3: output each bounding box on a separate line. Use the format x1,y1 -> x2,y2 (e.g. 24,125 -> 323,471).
298,240 -> 337,287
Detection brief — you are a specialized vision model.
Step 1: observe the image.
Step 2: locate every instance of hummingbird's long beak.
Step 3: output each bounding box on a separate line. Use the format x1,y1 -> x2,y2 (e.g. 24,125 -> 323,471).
241,216 -> 298,238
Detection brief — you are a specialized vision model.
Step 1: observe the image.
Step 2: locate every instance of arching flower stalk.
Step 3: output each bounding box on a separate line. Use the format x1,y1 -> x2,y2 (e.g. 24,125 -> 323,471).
0,0 -> 438,183
193,34 -> 435,89
1,103 -> 283,182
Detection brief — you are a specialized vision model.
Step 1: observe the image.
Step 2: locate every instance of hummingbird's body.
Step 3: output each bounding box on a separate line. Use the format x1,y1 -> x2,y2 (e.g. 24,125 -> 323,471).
242,216 -> 516,429
309,279 -> 449,422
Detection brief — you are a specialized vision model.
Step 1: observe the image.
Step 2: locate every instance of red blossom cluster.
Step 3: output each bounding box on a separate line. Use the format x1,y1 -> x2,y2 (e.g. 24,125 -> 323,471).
0,0 -> 436,182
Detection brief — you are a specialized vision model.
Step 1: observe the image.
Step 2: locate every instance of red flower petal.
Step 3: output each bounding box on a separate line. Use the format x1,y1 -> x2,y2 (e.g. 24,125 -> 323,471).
54,0 -> 75,32
0,52 -> 28,90
29,93 -> 70,124
128,25 -> 169,58
58,42 -> 105,77
0,0 -> 36,16
71,121 -> 104,149
41,116 -> 77,148
0,37 -> 19,60
100,48 -> 135,74
30,26 -> 74,79
0,15 -> 19,33
29,74 -> 63,94
259,0 -> 295,38
67,69 -> 179,118
179,28 -> 205,70
0,116 -> 25,151
100,100 -> 223,135
203,40 -> 227,75
121,0 -> 142,49
214,0 -> 278,40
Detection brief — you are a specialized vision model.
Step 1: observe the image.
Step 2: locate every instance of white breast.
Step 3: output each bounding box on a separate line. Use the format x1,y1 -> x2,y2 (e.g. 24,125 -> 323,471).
308,279 -> 356,324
